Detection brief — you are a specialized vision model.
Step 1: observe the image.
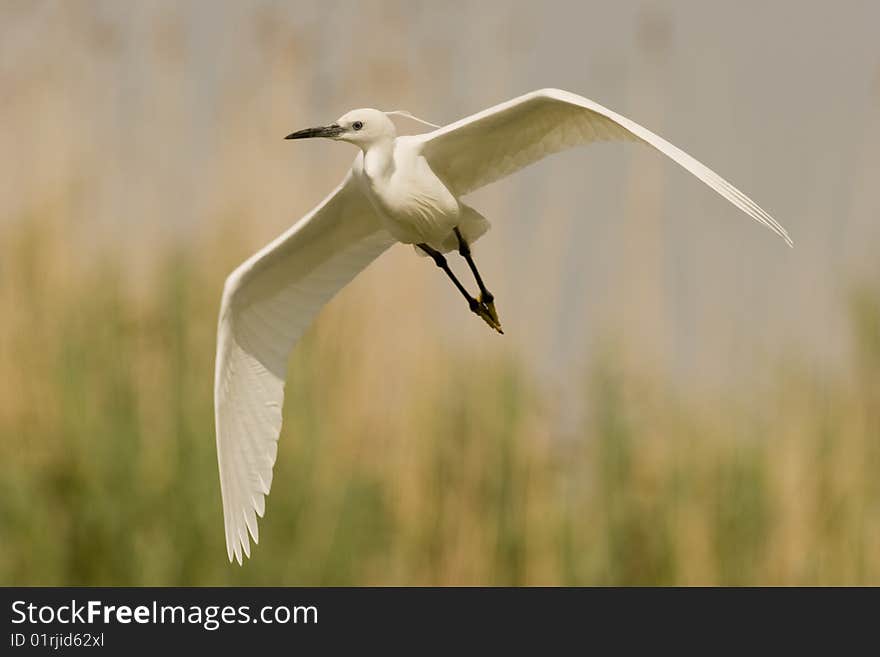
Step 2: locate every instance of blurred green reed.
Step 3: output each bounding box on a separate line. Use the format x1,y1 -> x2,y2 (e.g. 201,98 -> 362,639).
0,216 -> 878,586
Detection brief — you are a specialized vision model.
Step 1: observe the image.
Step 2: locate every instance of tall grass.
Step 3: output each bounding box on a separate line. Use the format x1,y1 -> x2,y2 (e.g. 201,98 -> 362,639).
1,214 -> 877,585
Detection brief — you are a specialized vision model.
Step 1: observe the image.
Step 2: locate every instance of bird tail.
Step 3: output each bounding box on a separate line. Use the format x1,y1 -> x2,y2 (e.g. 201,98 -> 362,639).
438,204 -> 491,252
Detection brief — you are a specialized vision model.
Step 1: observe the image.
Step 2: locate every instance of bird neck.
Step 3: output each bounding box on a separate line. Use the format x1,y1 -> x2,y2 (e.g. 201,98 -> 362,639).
362,137 -> 396,181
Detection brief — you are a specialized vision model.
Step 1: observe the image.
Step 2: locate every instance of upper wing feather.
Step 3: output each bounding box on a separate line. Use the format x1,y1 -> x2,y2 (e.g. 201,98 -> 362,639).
416,88 -> 792,246
214,172 -> 394,563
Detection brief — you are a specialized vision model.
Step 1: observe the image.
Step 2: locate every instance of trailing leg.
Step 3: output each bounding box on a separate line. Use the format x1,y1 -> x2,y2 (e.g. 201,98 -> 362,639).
453,227 -> 501,330
418,242 -> 502,334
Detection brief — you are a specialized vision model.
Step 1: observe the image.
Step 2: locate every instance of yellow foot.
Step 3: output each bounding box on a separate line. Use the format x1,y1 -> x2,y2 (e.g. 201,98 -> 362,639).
471,298 -> 503,334
480,294 -> 501,327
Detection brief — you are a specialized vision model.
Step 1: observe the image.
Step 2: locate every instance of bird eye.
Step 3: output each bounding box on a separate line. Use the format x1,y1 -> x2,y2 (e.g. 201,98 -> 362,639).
352,121 -> 364,131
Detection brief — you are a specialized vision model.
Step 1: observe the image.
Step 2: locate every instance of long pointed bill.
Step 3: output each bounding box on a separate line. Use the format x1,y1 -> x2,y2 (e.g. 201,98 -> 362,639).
284,124 -> 343,140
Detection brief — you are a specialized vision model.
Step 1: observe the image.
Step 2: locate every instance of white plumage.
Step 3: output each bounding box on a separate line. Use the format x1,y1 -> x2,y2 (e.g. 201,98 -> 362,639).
214,88 -> 792,564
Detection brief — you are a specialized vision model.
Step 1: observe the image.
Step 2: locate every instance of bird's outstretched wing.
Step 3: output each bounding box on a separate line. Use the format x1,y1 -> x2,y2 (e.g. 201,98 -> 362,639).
214,172 -> 394,563
415,88 -> 792,245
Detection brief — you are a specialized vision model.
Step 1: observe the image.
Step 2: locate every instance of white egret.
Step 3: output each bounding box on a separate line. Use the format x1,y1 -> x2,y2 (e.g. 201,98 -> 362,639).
214,88 -> 792,563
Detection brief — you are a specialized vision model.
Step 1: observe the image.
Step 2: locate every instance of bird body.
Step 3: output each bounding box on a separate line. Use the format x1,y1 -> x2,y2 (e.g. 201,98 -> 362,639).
214,88 -> 793,564
349,120 -> 485,251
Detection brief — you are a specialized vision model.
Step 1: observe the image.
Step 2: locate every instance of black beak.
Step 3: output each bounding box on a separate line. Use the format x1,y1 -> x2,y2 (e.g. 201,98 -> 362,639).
284,124 -> 343,140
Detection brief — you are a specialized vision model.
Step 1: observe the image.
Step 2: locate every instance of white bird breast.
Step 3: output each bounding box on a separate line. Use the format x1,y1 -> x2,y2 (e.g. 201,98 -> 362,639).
354,140 -> 461,247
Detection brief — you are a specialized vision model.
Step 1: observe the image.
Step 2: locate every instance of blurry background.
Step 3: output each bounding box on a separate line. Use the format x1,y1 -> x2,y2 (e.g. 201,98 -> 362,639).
1,0 -> 878,585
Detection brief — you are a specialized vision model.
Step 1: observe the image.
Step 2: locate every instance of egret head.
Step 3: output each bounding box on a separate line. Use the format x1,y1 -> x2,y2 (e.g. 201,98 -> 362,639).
285,108 -> 396,150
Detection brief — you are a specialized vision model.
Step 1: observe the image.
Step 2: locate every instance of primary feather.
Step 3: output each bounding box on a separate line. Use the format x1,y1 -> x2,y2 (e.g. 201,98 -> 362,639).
214,172 -> 393,564
416,88 -> 792,246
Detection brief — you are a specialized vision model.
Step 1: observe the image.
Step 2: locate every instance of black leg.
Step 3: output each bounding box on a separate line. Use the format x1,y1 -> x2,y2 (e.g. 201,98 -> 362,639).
453,227 -> 500,328
418,243 -> 502,333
